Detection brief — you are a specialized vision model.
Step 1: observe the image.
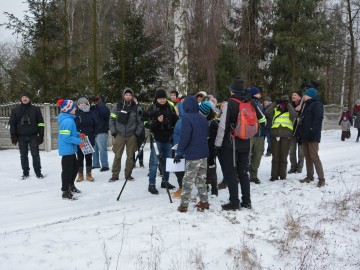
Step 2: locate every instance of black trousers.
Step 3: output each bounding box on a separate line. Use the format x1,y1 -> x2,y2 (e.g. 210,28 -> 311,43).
61,154 -> 78,191
77,148 -> 92,172
18,135 -> 41,174
221,147 -> 251,206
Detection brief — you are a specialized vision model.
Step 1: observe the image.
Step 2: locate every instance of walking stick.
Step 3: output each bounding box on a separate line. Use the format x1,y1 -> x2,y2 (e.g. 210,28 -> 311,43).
116,134 -> 149,201
150,134 -> 173,203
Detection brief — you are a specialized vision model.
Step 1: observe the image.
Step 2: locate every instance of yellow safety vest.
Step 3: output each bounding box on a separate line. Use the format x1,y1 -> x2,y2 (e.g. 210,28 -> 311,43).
271,108 -> 293,131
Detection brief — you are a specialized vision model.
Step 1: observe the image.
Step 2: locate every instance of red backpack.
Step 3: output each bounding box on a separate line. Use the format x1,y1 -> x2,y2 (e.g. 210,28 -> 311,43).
230,98 -> 258,140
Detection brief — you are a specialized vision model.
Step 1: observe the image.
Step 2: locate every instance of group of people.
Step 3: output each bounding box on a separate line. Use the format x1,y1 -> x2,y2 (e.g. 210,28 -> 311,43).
9,78 -> 333,211
338,101 -> 360,142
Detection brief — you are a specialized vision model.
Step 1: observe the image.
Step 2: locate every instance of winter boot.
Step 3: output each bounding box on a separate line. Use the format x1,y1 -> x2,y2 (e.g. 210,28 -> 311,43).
250,178 -> 261,184
240,202 -> 252,209
70,184 -> 81,193
139,160 -> 144,168
86,172 -> 94,181
300,176 -> 314,183
126,175 -> 135,181
218,181 -> 227,190
172,188 -> 182,199
22,171 -> 30,180
76,173 -> 84,182
148,185 -> 159,195
100,167 -> 109,172
221,202 -> 240,211
269,176 -> 279,181
195,201 -> 210,211
178,205 -> 188,212
109,176 -> 119,182
161,181 -> 176,190
62,190 -> 74,200
317,179 -> 325,188
287,169 -> 296,174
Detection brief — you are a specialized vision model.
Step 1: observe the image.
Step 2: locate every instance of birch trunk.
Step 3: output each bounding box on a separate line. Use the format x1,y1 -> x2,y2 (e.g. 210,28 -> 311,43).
174,0 -> 188,96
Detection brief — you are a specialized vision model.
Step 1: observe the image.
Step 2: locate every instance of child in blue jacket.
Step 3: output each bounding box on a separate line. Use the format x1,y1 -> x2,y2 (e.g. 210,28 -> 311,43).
57,99 -> 84,200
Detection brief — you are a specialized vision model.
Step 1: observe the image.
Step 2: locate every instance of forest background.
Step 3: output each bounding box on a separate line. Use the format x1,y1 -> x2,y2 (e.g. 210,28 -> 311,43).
0,0 -> 359,107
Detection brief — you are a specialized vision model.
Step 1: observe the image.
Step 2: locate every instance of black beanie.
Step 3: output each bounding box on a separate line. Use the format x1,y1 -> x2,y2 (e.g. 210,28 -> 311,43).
21,92 -> 32,100
293,90 -> 303,98
229,78 -> 245,93
155,88 -> 167,99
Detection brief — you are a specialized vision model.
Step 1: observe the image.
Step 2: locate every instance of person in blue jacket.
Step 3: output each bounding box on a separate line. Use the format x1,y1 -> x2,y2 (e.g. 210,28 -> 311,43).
57,99 -> 84,200
174,96 -> 209,212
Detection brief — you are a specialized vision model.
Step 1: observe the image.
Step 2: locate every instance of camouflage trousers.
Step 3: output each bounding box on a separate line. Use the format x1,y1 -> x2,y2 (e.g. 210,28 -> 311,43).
180,158 -> 208,207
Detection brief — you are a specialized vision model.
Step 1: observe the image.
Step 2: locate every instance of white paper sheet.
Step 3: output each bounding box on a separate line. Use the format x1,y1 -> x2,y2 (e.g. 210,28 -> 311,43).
165,158 -> 185,172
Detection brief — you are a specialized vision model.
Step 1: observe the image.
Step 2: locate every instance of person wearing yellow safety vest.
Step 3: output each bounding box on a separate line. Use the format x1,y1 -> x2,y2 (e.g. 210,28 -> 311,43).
9,92 -> 45,179
264,95 -> 297,181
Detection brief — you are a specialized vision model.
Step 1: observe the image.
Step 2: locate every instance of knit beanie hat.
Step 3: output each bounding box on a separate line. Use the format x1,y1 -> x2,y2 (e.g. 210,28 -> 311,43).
123,87 -> 134,96
155,87 -> 167,99
21,92 -> 32,100
249,86 -> 260,96
199,101 -> 212,115
229,78 -> 245,93
264,96 -> 272,102
57,99 -> 75,113
77,97 -> 89,105
304,88 -> 318,98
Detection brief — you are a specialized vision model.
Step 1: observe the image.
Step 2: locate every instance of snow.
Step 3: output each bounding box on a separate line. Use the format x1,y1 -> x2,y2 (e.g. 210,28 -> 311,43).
1,129 -> 359,270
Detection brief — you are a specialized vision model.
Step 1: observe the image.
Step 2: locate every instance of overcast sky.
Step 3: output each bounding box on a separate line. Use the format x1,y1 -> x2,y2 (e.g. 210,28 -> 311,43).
0,0 -> 28,42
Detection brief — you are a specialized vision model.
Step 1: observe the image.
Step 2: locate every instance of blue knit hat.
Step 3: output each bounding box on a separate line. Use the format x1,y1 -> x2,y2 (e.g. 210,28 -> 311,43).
57,99 -> 75,113
249,86 -> 260,96
199,101 -> 212,115
304,88 -> 318,98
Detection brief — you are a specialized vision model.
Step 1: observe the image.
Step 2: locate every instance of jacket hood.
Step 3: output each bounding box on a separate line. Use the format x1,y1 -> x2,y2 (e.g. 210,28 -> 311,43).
58,112 -> 76,124
177,102 -> 186,117
183,96 -> 199,113
306,95 -> 320,103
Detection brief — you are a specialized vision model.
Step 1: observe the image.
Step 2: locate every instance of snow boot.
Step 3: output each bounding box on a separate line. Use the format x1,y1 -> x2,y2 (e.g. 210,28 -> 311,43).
126,175 -> 135,181
161,181 -> 176,190
36,172 -> 44,179
70,185 -> 81,193
76,173 -> 84,182
195,201 -> 210,211
62,190 -> 74,200
300,176 -> 314,183
100,167 -> 109,172
109,176 -> 119,182
240,202 -> 252,209
250,178 -> 261,184
22,171 -> 30,180
86,172 -> 94,181
148,185 -> 159,195
172,188 -> 182,199
269,176 -> 279,181
317,179 -> 325,188
178,205 -> 188,212
287,169 -> 296,174
221,202 -> 240,211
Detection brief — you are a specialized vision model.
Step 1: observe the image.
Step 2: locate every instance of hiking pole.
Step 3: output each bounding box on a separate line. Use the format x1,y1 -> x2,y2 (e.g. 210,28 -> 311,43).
150,134 -> 173,203
116,134 -> 149,201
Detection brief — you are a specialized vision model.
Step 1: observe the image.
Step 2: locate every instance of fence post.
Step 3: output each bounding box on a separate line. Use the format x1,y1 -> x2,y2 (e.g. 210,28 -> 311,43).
44,103 -> 52,152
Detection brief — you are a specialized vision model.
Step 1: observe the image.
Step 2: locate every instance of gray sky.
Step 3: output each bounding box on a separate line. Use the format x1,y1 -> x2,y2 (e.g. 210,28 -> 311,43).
0,0 -> 28,41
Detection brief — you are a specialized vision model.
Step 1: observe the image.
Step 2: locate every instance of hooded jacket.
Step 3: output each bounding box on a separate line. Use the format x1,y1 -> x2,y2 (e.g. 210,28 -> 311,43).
215,92 -> 265,152
177,96 -> 209,160
299,96 -> 324,143
58,113 -> 81,156
91,101 -> 110,134
109,89 -> 143,138
173,102 -> 185,157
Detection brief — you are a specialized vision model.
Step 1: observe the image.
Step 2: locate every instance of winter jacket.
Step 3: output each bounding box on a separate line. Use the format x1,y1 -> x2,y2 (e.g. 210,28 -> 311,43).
264,102 -> 297,138
177,96 -> 209,160
353,105 -> 360,128
339,110 -> 353,126
173,102 -> 185,157
207,115 -> 219,167
215,92 -> 266,152
75,109 -> 97,146
252,97 -> 266,137
299,96 -> 324,143
58,113 -> 81,156
91,102 -> 110,134
9,103 -> 44,137
144,100 -> 178,143
109,99 -> 143,138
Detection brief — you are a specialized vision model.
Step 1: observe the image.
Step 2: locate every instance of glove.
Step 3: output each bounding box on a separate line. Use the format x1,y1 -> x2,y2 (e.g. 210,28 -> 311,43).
80,133 -> 86,139
173,156 -> 182,164
11,135 -> 17,146
38,135 -> 44,145
79,142 -> 85,149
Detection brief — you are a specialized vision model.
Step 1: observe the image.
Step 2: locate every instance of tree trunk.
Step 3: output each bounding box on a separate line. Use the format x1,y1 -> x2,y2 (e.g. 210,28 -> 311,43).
173,0 -> 188,96
346,0 -> 357,108
93,0 -> 98,93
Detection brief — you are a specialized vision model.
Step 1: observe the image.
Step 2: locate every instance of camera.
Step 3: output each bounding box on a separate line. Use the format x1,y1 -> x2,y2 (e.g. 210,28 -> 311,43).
21,115 -> 31,126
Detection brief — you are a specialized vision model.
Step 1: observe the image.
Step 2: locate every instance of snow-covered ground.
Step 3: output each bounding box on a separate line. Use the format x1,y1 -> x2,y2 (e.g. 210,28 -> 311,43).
1,129 -> 359,270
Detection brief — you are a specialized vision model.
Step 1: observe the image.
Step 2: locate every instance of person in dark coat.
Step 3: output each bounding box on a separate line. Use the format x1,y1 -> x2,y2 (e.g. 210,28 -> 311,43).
175,96 -> 209,212
353,99 -> 360,142
91,95 -> 110,172
9,92 -> 45,179
263,96 -> 272,156
143,87 -> 178,194
75,97 -> 97,182
215,78 -> 266,210
298,88 -> 325,187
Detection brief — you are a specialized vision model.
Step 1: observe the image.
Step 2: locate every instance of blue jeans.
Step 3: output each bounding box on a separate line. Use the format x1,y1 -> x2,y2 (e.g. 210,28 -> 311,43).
93,133 -> 109,168
149,141 -> 172,185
